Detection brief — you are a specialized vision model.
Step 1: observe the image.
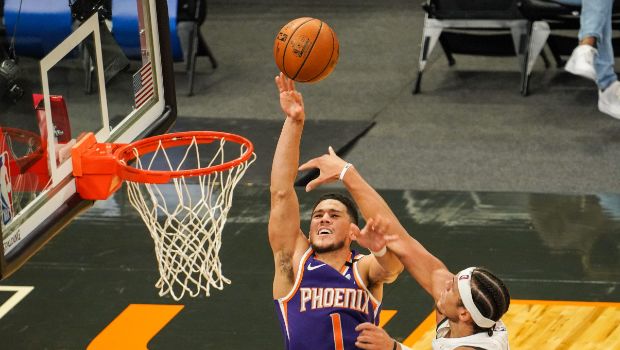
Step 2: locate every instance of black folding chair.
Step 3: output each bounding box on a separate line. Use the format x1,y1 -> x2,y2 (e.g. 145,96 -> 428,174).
177,0 -> 218,96
414,0 -> 532,94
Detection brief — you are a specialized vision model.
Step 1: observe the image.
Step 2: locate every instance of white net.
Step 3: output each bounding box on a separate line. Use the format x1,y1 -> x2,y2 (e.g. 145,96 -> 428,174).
124,136 -> 255,300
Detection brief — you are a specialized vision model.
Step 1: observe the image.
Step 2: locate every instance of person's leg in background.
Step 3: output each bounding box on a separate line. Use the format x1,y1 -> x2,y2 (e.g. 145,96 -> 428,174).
579,0 -> 616,90
562,0 -> 620,119
563,0 -> 597,81
583,0 -> 620,119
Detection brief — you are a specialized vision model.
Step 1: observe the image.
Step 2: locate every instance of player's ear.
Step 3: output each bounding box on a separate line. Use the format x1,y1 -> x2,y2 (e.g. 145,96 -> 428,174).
458,307 -> 472,324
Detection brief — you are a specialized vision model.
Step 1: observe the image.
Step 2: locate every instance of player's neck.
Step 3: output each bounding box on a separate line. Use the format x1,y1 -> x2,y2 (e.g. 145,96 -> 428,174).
447,319 -> 474,338
314,248 -> 350,270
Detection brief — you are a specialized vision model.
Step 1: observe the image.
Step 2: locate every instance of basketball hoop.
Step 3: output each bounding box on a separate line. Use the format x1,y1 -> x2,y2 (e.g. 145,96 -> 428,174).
72,131 -> 255,300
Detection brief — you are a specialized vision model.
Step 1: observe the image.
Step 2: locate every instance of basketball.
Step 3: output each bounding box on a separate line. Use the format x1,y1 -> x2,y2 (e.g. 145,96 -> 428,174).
273,17 -> 339,83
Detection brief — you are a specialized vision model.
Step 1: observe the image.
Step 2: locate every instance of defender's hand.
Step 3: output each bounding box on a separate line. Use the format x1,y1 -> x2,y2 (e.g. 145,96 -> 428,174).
299,146 -> 348,192
355,322 -> 397,350
351,216 -> 390,253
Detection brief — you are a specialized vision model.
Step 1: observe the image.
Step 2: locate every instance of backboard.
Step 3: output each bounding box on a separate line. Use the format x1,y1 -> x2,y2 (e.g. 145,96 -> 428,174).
0,0 -> 177,279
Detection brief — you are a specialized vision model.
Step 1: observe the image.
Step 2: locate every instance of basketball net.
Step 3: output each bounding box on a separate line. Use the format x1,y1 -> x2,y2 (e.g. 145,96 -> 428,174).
124,137 -> 255,300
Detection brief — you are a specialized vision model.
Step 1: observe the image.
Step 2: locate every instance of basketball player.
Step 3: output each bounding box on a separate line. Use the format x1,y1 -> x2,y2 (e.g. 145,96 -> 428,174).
299,149 -> 511,350
270,72 -> 404,350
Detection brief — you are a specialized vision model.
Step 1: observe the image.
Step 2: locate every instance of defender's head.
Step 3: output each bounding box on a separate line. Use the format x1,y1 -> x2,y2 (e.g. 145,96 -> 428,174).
437,267 -> 510,334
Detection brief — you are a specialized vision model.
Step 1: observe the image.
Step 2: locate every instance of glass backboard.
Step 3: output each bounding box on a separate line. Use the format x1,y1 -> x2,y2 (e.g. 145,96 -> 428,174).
0,0 -> 176,278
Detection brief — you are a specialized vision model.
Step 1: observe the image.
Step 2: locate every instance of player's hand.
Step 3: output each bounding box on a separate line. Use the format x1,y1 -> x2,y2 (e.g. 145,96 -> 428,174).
298,146 -> 348,192
355,322 -> 397,350
351,216 -> 390,253
275,72 -> 304,121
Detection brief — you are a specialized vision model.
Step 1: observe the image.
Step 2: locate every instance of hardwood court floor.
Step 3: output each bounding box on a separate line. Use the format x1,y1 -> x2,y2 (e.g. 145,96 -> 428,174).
1,187 -> 619,349
405,300 -> 620,350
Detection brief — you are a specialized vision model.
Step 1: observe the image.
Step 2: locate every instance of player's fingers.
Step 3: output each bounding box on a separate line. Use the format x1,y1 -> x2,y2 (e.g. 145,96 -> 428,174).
281,73 -> 291,90
355,322 -> 376,332
365,217 -> 375,232
280,73 -> 291,90
288,75 -> 296,90
281,72 -> 290,88
275,75 -> 283,92
328,146 -> 337,156
374,216 -> 388,233
378,218 -> 393,236
305,180 -> 317,192
298,158 -> 317,172
356,334 -> 379,346
361,326 -> 384,337
374,215 -> 383,225
305,177 -> 326,192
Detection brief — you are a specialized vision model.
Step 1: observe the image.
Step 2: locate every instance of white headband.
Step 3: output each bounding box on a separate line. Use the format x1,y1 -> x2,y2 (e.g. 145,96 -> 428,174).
457,267 -> 496,328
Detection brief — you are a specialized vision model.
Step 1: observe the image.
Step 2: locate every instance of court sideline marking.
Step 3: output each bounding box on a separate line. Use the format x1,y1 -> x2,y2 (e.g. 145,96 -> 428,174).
0,285 -> 34,320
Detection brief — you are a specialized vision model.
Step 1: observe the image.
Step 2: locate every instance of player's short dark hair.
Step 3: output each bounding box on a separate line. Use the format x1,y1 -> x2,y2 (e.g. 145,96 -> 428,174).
465,267 -> 511,336
311,193 -> 359,225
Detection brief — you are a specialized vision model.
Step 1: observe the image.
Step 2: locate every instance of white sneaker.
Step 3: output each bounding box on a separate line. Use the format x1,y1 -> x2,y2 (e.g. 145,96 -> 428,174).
565,45 -> 597,81
598,81 -> 620,120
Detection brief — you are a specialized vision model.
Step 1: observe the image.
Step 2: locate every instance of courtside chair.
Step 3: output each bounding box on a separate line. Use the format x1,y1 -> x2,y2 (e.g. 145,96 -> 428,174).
413,0 -> 531,94
177,0 -> 218,96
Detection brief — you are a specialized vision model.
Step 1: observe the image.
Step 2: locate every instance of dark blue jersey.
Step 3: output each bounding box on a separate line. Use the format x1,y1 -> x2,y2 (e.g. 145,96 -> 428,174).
275,247 -> 381,350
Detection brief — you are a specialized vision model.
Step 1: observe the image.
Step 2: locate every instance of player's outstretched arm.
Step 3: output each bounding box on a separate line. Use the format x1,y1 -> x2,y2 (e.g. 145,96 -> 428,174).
269,73 -> 310,298
299,148 -> 450,299
382,226 -> 453,303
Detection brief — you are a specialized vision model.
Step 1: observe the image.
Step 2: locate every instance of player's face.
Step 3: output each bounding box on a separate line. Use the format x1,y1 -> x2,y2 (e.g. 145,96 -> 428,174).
436,275 -> 463,321
309,199 -> 353,253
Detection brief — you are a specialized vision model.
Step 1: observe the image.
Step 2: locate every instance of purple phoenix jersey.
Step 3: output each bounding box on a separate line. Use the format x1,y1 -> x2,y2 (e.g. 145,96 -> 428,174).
275,247 -> 381,350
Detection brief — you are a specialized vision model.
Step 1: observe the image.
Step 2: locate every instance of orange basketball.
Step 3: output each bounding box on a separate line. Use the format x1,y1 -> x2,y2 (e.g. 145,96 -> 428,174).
273,17 -> 340,83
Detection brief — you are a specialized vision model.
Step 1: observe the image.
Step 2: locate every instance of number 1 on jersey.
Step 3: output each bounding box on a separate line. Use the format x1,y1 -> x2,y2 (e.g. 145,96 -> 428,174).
330,313 -> 344,350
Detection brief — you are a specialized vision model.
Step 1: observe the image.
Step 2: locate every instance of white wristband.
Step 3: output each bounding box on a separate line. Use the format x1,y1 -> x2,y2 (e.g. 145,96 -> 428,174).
339,163 -> 353,181
370,246 -> 387,257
